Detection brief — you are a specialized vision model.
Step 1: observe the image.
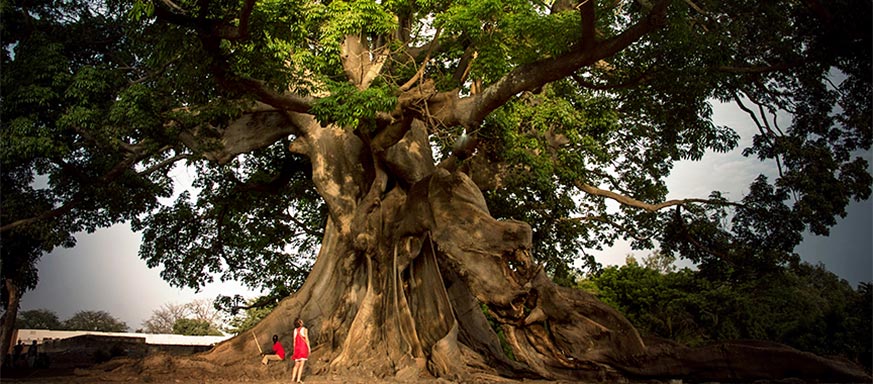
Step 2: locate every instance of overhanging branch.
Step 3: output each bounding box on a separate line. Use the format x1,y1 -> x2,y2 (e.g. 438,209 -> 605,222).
399,28 -> 442,92
233,77 -> 314,113
1,147 -> 181,234
465,0 -> 670,125
576,181 -> 743,212
217,0 -> 256,41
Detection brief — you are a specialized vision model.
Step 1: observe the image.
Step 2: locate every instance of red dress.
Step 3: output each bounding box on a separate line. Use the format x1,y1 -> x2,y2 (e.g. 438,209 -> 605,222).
291,326 -> 309,361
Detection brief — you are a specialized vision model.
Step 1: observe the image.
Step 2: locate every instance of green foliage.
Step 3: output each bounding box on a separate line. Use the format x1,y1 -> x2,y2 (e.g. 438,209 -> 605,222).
319,0 -> 397,41
309,81 -> 397,129
434,0 -> 581,86
63,310 -> 128,332
661,177 -> 806,282
16,309 -> 63,330
480,84 -> 622,281
1,0 -> 174,310
480,303 -> 515,361
172,318 -> 224,336
134,142 -> 321,294
590,258 -> 872,370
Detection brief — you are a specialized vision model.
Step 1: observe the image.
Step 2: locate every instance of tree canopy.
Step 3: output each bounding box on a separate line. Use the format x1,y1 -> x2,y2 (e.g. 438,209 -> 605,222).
62,310 -> 129,332
2,0 -> 869,293
142,299 -> 226,333
172,318 -> 224,336
15,309 -> 63,330
2,0 -> 871,380
15,308 -> 131,333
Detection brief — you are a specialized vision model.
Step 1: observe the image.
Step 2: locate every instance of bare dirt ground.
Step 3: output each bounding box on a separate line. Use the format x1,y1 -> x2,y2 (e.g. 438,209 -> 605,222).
1,369 -> 588,384
1,359 -> 593,384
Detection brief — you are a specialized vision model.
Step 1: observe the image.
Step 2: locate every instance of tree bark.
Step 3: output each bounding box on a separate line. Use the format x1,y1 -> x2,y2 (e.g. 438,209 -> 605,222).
0,278 -> 21,367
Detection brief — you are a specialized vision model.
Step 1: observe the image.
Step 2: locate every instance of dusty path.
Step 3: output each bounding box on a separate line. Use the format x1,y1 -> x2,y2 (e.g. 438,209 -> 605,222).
2,373 -> 588,384
1,366 -> 594,384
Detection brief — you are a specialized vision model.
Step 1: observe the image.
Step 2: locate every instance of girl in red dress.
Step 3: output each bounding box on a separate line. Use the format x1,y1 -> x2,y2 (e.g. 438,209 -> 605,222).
291,318 -> 310,383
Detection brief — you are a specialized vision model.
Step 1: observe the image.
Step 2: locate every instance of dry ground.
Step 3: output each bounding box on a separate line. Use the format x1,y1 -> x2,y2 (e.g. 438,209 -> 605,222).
1,370 -> 597,384
0,359 -> 603,384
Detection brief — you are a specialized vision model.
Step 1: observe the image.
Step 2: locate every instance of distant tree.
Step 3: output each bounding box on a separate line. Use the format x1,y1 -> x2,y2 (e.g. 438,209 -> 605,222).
142,299 -> 225,334
591,259 -> 872,368
63,310 -> 128,332
142,303 -> 189,334
855,282 -> 873,371
16,309 -> 63,330
184,299 -> 225,330
641,250 -> 677,274
172,318 -> 223,336
768,263 -> 872,370
594,262 -> 708,344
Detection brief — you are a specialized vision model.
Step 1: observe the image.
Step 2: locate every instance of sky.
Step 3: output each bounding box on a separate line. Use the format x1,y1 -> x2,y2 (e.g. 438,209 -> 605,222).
17,102 -> 873,331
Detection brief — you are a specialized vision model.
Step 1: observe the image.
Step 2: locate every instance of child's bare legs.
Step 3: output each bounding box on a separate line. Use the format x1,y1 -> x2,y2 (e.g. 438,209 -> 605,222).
298,360 -> 306,382
291,360 -> 305,383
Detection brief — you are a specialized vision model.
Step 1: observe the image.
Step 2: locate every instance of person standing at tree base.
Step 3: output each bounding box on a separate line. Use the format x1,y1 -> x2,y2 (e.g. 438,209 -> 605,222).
26,340 -> 38,368
290,318 -> 310,383
12,340 -> 24,367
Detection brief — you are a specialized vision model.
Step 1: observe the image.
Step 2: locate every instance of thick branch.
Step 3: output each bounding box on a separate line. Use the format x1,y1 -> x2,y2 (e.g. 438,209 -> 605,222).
576,181 -> 742,212
137,153 -> 192,176
464,0 -> 670,125
399,28 -> 442,92
0,199 -> 81,233
233,77 -> 314,113
341,35 -> 389,90
0,146 -> 179,233
580,0 -> 596,51
178,103 -> 314,164
216,0 -> 256,41
405,36 -> 442,64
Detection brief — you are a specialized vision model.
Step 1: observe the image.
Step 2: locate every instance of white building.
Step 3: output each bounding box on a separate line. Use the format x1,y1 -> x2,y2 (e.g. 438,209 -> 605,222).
13,328 -> 231,347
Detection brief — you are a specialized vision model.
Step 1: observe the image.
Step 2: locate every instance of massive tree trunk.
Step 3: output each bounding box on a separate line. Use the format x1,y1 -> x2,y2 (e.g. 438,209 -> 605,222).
185,118 -> 868,383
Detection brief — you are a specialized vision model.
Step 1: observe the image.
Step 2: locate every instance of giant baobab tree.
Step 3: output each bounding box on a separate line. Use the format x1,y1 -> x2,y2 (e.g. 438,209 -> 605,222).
2,0 -> 870,381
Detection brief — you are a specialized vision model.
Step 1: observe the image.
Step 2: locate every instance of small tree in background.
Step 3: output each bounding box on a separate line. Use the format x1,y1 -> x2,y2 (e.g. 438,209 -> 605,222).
590,259 -> 872,370
15,309 -> 63,330
142,303 -> 190,334
172,318 -> 223,336
142,299 -> 226,334
63,310 -> 128,332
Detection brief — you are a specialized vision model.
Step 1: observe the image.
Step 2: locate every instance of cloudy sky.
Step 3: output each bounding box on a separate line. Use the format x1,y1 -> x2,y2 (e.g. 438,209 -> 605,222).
19,102 -> 873,331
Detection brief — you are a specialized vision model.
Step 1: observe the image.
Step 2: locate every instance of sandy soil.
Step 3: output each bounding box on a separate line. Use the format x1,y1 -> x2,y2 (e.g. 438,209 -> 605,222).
1,364 -> 589,384
1,371 -> 583,384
